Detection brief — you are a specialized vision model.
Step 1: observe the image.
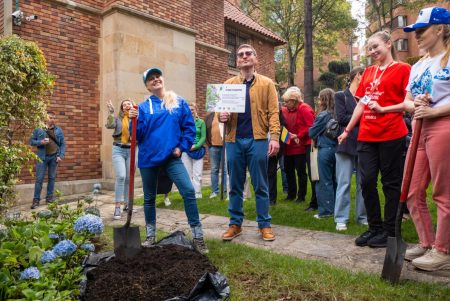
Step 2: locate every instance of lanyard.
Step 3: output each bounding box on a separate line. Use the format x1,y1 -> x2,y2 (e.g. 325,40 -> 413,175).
370,61 -> 395,92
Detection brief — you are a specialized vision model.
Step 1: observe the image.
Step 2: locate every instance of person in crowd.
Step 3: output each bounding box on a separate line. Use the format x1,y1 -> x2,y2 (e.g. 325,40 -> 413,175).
205,112 -> 227,198
401,7 -> 450,270
334,67 -> 368,231
105,99 -> 135,219
268,105 -> 286,206
308,88 -> 337,219
281,86 -> 316,204
128,67 -> 208,254
181,102 -> 206,199
338,30 -> 410,248
30,111 -> 66,209
219,44 -> 280,241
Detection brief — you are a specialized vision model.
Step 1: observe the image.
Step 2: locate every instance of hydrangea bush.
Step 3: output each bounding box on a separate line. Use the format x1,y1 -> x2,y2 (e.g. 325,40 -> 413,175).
0,199 -> 104,300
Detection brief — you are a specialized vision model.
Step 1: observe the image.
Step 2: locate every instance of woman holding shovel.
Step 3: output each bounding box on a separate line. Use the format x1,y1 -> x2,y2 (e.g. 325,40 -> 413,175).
337,31 -> 411,248
401,7 -> 450,271
128,67 -> 208,254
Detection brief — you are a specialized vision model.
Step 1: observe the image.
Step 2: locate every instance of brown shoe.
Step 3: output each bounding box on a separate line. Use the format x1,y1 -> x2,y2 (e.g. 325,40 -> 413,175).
260,227 -> 275,241
222,225 -> 242,241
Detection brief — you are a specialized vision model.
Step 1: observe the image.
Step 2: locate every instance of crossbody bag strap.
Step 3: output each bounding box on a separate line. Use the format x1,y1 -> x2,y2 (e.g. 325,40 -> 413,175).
46,129 -> 60,147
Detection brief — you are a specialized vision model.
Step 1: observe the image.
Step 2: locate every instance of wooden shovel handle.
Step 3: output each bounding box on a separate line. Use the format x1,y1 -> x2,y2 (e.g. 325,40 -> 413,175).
125,105 -> 138,227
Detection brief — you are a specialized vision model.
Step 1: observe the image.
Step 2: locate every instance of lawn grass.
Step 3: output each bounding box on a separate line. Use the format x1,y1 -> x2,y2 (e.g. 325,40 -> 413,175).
99,227 -> 449,301
135,172 -> 436,244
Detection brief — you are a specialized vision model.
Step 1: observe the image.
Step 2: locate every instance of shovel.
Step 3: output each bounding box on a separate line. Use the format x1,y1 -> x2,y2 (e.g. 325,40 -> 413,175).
114,106 -> 141,259
381,117 -> 423,284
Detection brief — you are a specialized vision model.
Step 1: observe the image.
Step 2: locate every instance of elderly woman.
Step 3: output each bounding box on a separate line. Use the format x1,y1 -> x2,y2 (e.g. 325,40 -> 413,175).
128,67 -> 208,254
105,99 -> 135,219
281,87 -> 316,205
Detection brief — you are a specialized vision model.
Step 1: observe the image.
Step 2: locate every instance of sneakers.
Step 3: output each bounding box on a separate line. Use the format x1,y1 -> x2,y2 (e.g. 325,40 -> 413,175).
313,214 -> 333,219
30,199 -> 40,209
45,197 -> 55,204
113,207 -> 121,220
222,225 -> 242,241
260,227 -> 276,241
209,192 -> 218,199
195,192 -> 203,199
367,231 -> 388,248
336,223 -> 347,231
163,197 -> 171,206
405,245 -> 430,261
355,230 -> 378,247
193,238 -> 209,254
304,205 -> 317,212
142,236 -> 156,248
123,205 -> 137,213
359,220 -> 369,226
412,248 -> 450,271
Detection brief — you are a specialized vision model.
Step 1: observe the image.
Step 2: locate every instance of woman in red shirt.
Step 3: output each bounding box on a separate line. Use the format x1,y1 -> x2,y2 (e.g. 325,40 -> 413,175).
338,31 -> 410,248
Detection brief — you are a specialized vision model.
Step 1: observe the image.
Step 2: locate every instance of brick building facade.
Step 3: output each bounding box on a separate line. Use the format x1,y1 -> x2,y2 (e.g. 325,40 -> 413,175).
1,0 -> 284,197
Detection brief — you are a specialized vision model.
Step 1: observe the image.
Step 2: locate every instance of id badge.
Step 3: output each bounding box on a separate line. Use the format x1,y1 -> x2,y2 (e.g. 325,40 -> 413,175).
360,95 -> 371,105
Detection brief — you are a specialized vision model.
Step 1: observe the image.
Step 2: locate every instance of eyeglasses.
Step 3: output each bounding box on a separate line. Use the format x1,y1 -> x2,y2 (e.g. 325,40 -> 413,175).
147,74 -> 161,82
237,51 -> 254,58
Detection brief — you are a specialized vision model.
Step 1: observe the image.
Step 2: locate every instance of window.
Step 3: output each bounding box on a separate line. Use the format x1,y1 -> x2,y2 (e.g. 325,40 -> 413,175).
225,26 -> 249,68
395,39 -> 408,51
394,15 -> 407,28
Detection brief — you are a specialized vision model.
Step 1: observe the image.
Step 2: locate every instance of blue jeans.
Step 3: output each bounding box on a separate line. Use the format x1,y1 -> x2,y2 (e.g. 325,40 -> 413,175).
112,145 -> 130,203
316,146 -> 337,216
226,138 -> 271,228
334,152 -> 367,224
33,153 -> 58,201
209,146 -> 227,194
140,157 -> 203,238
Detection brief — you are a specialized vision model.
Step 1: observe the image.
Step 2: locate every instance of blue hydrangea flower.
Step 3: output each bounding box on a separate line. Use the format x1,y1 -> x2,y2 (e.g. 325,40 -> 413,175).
74,214 -> 104,235
53,239 -> 77,257
48,233 -> 59,240
20,267 -> 40,280
80,243 -> 95,252
41,250 -> 57,264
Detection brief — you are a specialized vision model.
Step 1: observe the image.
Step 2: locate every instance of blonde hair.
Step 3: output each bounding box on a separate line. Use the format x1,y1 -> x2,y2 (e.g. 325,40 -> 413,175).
188,102 -> 198,118
318,88 -> 335,114
282,86 -> 303,102
161,90 -> 179,113
368,30 -> 397,60
441,24 -> 450,68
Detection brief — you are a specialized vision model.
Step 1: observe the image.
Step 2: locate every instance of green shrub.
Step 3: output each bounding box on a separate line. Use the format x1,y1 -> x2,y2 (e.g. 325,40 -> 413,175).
0,35 -> 55,216
328,60 -> 350,75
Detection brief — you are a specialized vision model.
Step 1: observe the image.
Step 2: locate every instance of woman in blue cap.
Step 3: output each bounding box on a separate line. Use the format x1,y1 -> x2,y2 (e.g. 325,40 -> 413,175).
128,67 -> 208,254
402,7 -> 450,271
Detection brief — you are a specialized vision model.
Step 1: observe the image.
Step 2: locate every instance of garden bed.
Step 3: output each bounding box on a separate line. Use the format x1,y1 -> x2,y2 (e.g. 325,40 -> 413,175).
83,235 -> 228,301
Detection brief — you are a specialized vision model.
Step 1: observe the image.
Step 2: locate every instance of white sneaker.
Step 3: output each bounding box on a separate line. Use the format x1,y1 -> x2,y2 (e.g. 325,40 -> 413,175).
195,192 -> 203,199
405,245 -> 430,261
336,223 -> 347,231
164,197 -> 171,206
412,248 -> 450,271
209,192 -> 218,199
113,207 -> 121,220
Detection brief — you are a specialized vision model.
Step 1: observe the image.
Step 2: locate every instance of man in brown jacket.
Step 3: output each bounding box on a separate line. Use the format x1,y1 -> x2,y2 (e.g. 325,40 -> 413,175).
220,44 -> 280,241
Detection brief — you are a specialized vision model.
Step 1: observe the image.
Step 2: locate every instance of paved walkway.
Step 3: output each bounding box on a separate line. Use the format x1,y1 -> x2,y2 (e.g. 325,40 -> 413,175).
13,188 -> 450,285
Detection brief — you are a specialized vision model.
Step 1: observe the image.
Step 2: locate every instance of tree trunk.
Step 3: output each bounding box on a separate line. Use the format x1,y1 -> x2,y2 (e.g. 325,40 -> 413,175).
303,0 -> 314,106
287,48 -> 295,86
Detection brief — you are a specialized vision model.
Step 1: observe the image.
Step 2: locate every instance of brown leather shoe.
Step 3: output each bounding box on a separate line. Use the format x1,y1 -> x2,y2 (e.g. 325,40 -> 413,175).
222,225 -> 242,241
260,227 -> 275,241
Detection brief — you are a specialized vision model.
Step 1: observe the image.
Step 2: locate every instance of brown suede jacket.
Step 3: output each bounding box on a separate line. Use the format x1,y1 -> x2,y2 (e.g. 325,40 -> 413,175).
221,73 -> 280,142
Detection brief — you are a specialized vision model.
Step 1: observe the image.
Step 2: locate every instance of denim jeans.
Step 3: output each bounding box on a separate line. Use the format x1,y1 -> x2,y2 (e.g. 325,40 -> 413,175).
316,146 -> 337,216
33,153 -> 58,201
140,157 -> 203,238
334,152 -> 367,224
209,146 -> 227,194
226,138 -> 271,228
112,145 -> 130,203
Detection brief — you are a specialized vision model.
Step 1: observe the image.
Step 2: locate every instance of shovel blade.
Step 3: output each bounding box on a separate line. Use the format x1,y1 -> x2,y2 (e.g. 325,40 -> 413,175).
381,236 -> 407,283
113,225 -> 141,260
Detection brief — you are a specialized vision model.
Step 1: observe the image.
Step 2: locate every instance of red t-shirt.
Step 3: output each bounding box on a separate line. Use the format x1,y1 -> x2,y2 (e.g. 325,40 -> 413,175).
355,62 -> 410,142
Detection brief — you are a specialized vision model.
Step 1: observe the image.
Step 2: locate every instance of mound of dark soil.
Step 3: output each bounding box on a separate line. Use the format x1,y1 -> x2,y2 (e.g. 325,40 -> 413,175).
83,245 -> 217,301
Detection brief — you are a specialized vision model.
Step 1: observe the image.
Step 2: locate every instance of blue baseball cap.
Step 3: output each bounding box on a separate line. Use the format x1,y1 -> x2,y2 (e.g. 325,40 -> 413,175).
142,67 -> 162,84
404,7 -> 450,32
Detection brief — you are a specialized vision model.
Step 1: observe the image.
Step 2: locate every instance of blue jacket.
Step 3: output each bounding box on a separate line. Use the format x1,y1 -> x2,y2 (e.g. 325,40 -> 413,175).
135,95 -> 195,168
29,126 -> 66,160
308,111 -> 337,148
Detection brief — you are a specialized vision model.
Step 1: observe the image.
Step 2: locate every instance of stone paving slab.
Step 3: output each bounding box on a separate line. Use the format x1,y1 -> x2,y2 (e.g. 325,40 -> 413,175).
13,189 -> 450,285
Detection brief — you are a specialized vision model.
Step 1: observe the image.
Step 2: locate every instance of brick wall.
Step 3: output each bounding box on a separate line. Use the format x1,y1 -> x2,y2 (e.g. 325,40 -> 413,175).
252,39 -> 276,81
0,4 -> 4,35
191,0 -> 223,47
103,0 -> 192,28
15,0 -> 102,183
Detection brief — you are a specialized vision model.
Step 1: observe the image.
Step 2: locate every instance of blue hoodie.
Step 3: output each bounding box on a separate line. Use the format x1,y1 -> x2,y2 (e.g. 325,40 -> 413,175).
135,95 -> 195,168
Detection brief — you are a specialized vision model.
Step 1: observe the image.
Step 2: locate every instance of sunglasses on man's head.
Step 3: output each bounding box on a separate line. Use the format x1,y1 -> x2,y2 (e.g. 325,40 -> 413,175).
237,50 -> 254,58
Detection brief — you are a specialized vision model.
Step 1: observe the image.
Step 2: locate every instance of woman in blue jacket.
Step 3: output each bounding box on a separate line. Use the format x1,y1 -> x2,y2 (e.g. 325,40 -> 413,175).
128,67 -> 208,254
308,88 -> 338,219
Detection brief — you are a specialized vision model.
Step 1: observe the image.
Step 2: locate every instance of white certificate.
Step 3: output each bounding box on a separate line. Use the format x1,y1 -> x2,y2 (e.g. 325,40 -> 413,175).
206,84 -> 246,113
